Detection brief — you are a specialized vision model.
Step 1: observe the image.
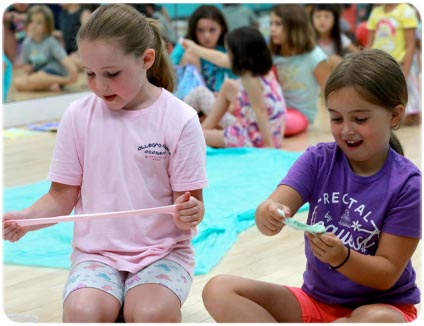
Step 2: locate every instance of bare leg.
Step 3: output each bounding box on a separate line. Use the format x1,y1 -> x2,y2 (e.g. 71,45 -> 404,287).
123,284 -> 181,323
202,79 -> 238,130
202,275 -> 303,322
13,71 -> 72,92
63,288 -> 121,323
334,304 -> 406,323
203,129 -> 225,148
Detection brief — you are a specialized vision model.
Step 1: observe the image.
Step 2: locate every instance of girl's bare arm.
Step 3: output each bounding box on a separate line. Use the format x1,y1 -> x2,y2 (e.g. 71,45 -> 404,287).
335,232 -> 419,290
3,182 -> 80,241
182,39 -> 230,68
314,60 -> 331,91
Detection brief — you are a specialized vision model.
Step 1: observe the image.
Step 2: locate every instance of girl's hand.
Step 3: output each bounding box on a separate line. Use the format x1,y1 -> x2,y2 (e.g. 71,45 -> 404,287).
180,39 -> 201,65
255,199 -> 289,236
173,192 -> 204,230
181,38 -> 198,53
3,211 -> 30,242
306,232 -> 348,267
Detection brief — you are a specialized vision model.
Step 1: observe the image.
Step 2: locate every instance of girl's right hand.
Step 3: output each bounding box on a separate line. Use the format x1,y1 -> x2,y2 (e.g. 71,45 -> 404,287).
181,38 -> 197,53
3,211 -> 30,242
255,199 -> 289,236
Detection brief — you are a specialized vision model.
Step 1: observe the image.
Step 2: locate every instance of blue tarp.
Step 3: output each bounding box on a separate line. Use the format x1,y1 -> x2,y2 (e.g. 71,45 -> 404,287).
3,147 -> 306,274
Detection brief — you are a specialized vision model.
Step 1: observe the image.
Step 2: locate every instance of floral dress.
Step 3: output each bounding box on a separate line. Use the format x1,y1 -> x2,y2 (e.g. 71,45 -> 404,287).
224,72 -> 286,148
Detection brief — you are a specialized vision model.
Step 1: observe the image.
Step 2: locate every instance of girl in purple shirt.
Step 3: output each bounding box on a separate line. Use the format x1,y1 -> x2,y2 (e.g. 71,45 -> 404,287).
201,49 -> 421,322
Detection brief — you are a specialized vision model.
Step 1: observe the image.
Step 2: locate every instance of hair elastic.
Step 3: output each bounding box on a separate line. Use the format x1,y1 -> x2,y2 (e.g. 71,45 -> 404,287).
329,246 -> 350,270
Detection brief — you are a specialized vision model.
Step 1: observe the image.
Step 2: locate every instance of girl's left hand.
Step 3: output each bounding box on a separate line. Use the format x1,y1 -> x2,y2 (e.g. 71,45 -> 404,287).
306,232 -> 348,267
173,192 -> 204,230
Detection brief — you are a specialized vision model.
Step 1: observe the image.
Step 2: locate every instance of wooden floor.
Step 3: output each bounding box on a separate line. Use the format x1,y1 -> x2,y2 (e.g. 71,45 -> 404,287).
2,97 -> 422,323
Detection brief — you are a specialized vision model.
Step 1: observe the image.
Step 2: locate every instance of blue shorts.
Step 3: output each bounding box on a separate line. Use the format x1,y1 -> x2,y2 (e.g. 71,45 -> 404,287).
63,259 -> 192,306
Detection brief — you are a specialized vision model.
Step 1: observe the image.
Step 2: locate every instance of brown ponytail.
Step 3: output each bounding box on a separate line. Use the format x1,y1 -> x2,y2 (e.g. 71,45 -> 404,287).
77,4 -> 175,92
146,18 -> 175,93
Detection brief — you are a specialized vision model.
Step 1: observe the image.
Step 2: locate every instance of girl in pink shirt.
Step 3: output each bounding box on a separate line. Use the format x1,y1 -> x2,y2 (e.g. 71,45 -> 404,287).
3,4 -> 207,323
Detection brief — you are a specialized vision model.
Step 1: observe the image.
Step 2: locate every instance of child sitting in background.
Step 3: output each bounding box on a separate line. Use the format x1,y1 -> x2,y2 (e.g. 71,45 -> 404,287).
269,4 -> 331,136
183,27 -> 286,148
13,5 -> 78,92
170,5 -> 235,102
311,4 -> 358,71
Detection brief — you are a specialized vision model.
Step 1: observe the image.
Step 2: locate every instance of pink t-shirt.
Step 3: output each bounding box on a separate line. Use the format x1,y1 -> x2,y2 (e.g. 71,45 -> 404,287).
48,89 -> 208,275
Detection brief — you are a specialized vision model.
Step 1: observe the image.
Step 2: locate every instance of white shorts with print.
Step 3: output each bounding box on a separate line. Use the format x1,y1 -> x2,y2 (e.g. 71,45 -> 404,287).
63,259 -> 192,306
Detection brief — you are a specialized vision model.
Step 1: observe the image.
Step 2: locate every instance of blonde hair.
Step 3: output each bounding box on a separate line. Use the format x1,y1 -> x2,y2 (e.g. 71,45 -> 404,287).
26,5 -> 55,36
76,4 -> 175,92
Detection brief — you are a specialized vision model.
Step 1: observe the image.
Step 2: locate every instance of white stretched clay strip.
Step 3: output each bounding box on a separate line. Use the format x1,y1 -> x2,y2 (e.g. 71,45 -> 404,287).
8,204 -> 177,227
277,209 -> 326,234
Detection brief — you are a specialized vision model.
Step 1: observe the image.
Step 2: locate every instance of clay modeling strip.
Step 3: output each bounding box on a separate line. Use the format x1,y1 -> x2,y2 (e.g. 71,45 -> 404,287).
277,209 -> 326,234
7,204 -> 177,227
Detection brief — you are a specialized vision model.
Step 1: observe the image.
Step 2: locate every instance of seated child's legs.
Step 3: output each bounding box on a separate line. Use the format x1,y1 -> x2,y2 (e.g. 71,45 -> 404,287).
337,303 -> 417,323
63,259 -> 192,323
203,275 -> 303,322
13,70 -> 66,92
63,261 -> 125,322
123,259 -> 192,323
286,286 -> 352,322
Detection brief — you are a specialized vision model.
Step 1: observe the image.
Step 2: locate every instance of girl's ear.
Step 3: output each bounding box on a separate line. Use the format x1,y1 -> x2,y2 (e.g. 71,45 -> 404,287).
391,104 -> 406,129
142,48 -> 156,70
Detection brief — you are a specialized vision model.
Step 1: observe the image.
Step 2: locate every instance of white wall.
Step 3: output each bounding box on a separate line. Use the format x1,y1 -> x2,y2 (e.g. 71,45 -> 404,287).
2,92 -> 90,128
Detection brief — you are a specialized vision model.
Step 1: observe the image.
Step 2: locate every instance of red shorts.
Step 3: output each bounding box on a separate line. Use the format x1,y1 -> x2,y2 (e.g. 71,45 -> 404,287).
287,286 -> 417,322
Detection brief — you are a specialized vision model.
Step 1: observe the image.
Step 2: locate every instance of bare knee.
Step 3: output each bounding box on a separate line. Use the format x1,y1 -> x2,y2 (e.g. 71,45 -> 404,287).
124,304 -> 181,323
202,275 -> 236,313
63,300 -> 119,323
336,304 -> 406,323
12,77 -> 29,91
63,300 -> 94,322
13,75 -> 41,92
62,290 -> 120,323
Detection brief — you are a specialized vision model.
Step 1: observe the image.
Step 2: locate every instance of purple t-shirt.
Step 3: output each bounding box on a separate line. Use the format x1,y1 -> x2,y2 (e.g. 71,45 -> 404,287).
280,142 -> 421,307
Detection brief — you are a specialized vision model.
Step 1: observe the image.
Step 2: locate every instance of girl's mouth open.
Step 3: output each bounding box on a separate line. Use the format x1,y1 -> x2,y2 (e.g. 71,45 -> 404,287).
345,140 -> 363,148
104,95 -> 117,102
